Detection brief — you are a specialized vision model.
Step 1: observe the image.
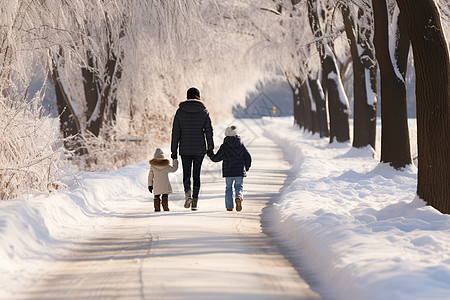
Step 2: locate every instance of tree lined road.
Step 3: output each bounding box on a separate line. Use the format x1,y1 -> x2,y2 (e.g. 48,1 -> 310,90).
11,128 -> 320,300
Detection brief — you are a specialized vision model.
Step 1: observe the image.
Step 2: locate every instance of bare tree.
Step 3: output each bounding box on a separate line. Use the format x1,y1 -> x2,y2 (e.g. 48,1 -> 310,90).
342,3 -> 378,149
307,0 -> 350,143
0,1 -> 65,199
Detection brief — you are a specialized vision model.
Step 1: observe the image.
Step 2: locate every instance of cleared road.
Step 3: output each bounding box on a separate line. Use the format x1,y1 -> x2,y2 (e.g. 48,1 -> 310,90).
12,121 -> 320,300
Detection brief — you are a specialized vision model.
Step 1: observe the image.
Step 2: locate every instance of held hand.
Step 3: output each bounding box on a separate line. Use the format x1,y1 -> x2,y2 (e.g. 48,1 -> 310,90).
148,186 -> 153,193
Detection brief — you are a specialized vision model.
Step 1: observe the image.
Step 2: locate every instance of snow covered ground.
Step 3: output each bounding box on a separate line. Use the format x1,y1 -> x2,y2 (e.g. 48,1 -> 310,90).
1,117 -> 450,299
263,117 -> 450,300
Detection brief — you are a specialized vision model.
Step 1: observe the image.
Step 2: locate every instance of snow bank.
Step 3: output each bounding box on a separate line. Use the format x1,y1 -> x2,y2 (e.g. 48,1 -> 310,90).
264,117 -> 450,300
0,161 -> 149,297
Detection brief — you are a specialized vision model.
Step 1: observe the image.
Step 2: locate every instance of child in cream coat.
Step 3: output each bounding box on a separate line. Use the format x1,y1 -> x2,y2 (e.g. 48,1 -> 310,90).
148,148 -> 178,211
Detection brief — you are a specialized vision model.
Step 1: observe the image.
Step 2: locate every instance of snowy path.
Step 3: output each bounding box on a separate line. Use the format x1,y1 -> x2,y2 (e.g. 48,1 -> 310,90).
10,125 -> 320,300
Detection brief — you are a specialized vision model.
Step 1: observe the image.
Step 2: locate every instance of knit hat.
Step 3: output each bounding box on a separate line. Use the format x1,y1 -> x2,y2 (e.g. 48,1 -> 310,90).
153,148 -> 165,159
187,87 -> 200,100
225,125 -> 238,137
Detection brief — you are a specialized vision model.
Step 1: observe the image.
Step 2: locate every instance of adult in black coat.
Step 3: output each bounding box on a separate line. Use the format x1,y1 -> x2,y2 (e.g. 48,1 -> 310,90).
171,87 -> 214,210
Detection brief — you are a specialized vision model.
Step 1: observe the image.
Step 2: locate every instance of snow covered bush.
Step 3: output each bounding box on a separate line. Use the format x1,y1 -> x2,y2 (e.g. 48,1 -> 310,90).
0,93 -> 64,200
68,130 -> 162,172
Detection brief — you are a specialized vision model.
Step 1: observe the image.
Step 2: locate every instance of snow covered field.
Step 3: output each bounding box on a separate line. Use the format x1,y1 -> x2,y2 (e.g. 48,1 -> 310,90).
1,117 -> 450,299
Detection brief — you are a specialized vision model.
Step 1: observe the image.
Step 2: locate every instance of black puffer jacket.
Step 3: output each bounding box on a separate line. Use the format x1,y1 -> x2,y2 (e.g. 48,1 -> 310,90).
210,136 -> 252,177
171,100 -> 214,158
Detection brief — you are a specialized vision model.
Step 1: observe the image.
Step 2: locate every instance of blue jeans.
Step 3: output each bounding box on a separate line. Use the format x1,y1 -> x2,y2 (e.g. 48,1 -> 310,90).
225,177 -> 244,209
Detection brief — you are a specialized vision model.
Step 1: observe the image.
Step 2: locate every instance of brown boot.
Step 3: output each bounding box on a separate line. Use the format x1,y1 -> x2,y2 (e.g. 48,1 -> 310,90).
235,195 -> 243,212
154,198 -> 161,212
162,195 -> 169,211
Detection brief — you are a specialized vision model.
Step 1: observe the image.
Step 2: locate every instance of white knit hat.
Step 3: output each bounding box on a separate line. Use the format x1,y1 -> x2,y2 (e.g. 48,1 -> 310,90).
225,125 -> 238,137
153,148 -> 165,159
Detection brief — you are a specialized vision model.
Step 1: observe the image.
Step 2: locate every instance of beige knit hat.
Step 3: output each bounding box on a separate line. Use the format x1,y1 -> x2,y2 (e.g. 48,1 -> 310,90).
153,148 -> 165,159
225,125 -> 238,137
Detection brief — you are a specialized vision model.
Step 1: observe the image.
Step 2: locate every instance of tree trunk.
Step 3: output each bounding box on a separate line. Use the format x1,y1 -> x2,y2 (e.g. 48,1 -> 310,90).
82,51 -> 100,133
288,77 -> 306,129
308,77 -> 329,137
52,52 -> 81,139
396,0 -> 450,213
307,0 -> 350,143
52,51 -> 86,155
84,16 -> 122,138
288,77 -> 301,128
342,5 -> 378,149
323,53 -> 350,143
372,0 -> 411,168
298,79 -> 310,130
84,47 -> 119,137
301,81 -> 313,132
304,78 -> 320,134
105,58 -> 122,129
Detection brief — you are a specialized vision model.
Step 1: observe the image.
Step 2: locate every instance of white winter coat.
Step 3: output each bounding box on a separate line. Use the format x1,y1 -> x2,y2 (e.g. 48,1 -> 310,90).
148,158 -> 178,195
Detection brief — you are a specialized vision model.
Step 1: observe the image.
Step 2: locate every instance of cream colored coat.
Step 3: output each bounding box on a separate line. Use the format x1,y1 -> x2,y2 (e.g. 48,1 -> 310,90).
148,159 -> 178,195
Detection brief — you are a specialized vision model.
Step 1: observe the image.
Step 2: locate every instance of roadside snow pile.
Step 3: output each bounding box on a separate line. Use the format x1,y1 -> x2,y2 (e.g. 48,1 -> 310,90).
0,162 -> 149,298
264,117 -> 450,300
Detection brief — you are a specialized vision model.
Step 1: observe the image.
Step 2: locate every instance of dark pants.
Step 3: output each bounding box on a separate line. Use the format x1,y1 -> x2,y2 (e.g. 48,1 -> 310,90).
181,155 -> 204,199
154,194 -> 168,199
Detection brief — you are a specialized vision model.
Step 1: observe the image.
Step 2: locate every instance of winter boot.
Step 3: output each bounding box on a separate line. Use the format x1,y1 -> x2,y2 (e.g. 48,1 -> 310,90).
154,198 -> 161,212
235,195 -> 243,212
184,190 -> 193,208
162,195 -> 169,211
191,198 -> 198,211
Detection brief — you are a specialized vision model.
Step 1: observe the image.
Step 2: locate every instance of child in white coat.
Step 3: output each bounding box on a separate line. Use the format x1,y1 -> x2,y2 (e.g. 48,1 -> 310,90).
148,148 -> 178,212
